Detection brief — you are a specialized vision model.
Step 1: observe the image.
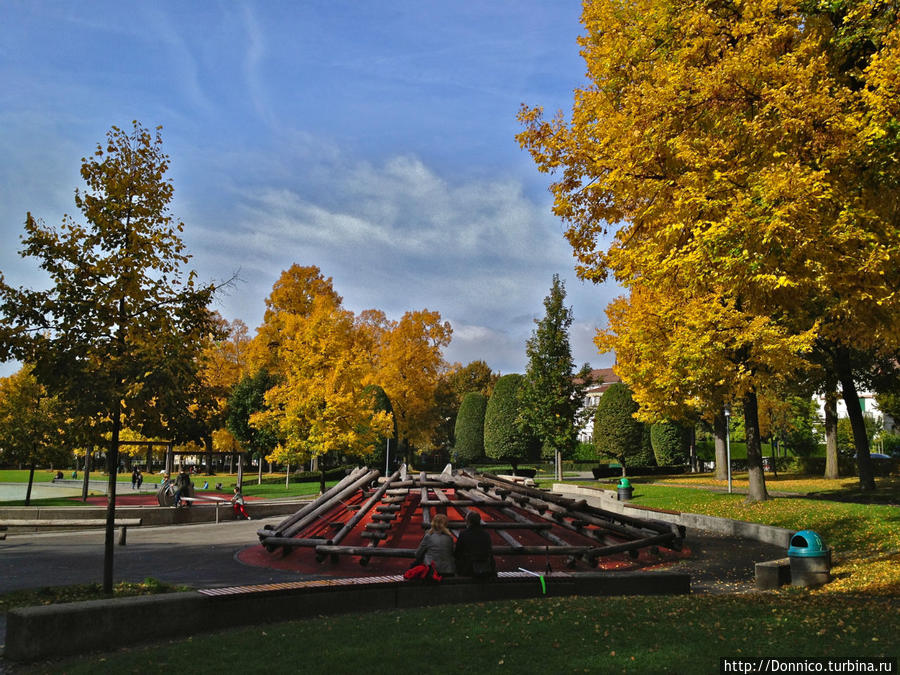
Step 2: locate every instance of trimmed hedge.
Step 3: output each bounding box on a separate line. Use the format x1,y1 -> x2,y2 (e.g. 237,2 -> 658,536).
454,392 -> 488,464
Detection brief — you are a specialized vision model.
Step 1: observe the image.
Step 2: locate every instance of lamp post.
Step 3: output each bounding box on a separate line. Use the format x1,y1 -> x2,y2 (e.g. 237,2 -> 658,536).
385,437 -> 390,476
724,405 -> 733,494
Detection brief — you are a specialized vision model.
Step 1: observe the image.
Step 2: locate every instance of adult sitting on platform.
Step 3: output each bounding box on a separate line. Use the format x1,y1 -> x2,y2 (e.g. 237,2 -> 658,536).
173,468 -> 192,508
414,513 -> 456,576
454,511 -> 496,578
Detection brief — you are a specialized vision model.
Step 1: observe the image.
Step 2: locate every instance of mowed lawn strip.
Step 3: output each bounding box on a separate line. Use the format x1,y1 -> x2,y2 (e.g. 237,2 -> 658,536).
23,594 -> 898,675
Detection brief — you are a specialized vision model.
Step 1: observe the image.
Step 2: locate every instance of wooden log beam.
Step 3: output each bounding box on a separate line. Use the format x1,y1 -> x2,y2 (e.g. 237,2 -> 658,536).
458,489 -> 573,548
472,470 -> 674,536
330,469 -> 401,546
421,521 -> 553,530
419,471 -> 431,528
260,466 -> 365,539
261,537 -> 329,549
260,468 -> 379,545
315,545 -> 418,558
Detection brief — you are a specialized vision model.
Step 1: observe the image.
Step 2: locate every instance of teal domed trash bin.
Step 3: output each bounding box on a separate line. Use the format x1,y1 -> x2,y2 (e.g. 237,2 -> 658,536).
787,530 -> 831,587
617,478 -> 633,502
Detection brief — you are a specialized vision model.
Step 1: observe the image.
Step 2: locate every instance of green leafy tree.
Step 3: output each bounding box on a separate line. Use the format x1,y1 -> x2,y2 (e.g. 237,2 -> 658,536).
519,275 -> 592,479
0,122 -> 218,592
454,392 -> 487,465
649,421 -> 690,466
484,374 -> 539,474
431,360 -> 498,450
593,383 -> 644,477
226,369 -> 280,483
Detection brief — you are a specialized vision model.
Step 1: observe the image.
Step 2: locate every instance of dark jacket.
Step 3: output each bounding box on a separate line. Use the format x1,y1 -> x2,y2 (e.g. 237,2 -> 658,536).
454,524 -> 496,577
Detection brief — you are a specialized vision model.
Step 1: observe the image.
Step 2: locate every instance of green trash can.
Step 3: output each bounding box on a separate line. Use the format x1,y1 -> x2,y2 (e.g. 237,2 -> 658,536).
617,478 -> 633,502
787,530 -> 831,587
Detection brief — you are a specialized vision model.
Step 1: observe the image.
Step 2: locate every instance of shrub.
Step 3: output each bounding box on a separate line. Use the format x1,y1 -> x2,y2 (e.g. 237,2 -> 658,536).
454,392 -> 488,465
593,383 -> 644,475
650,421 -> 690,465
484,374 -> 539,472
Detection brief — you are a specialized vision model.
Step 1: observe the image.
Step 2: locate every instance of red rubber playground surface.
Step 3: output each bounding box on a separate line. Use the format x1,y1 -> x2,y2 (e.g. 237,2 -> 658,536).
237,488 -> 691,578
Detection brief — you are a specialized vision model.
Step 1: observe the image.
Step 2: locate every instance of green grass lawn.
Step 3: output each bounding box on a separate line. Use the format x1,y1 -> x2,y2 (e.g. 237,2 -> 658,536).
22,594 -> 898,674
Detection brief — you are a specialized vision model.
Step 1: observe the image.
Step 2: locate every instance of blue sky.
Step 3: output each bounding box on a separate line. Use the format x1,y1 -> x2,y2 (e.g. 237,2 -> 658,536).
0,1 -> 619,378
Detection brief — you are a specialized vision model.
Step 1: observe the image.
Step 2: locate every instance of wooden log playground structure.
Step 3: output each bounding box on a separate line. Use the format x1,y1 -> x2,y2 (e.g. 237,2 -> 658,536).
255,465 -> 685,571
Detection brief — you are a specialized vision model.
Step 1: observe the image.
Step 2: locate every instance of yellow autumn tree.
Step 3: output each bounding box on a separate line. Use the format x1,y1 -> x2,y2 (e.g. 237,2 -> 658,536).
248,264 -> 343,373
251,295 -> 392,468
365,310 -> 452,456
519,0 -> 900,492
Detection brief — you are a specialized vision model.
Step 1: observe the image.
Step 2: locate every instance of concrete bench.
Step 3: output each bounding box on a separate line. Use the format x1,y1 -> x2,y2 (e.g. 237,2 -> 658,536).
0,518 -> 142,545
755,557 -> 791,590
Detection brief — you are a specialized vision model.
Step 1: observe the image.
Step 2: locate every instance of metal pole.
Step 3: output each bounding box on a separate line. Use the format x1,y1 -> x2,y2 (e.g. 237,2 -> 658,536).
725,407 -> 733,494
385,437 -> 390,476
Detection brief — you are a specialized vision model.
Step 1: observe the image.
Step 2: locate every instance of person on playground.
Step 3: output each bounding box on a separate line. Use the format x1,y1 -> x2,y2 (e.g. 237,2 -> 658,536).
173,468 -> 191,508
136,468 -> 143,490
414,513 -> 456,576
232,485 -> 250,520
131,467 -> 139,490
454,511 -> 496,578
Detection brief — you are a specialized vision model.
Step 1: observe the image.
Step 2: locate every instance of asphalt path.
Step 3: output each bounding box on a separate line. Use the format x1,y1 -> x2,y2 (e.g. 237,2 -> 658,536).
0,516 -> 323,651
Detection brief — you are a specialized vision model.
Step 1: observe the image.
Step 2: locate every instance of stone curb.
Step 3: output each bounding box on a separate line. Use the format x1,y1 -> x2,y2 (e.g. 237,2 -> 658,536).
0,499 -> 310,530
5,571 -> 691,663
552,483 -> 794,548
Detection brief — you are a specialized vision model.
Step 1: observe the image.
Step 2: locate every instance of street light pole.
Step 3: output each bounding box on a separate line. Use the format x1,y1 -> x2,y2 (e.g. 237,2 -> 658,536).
724,406 -> 733,494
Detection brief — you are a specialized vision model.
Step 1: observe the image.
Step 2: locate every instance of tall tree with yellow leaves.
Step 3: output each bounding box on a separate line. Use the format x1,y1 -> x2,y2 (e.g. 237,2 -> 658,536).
251,295 -> 393,471
519,0 -> 900,491
365,310 -> 452,457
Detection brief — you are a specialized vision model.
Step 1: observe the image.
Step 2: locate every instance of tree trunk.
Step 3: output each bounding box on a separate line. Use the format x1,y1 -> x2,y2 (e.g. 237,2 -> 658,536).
824,389 -> 839,479
82,448 -> 92,502
688,426 -> 697,472
257,455 -> 263,485
742,390 -> 769,502
555,449 -> 562,481
510,461 -> 519,476
835,354 -> 875,490
319,467 -> 326,494
24,463 -> 35,506
714,413 -> 728,480
103,402 -> 122,594
205,435 -> 213,476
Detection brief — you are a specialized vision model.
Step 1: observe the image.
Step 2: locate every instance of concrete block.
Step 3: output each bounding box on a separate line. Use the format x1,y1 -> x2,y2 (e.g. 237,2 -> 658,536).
755,558 -> 791,590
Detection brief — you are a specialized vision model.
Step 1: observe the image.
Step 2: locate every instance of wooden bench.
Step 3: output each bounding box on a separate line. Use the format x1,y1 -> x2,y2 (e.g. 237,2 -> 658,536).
0,518 -> 142,545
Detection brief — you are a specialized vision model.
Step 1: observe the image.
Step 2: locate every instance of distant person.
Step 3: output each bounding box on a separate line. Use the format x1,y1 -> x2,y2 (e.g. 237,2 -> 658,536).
55,470 -> 63,481
232,486 -> 250,520
173,468 -> 191,508
131,468 -> 139,490
136,468 -> 143,490
72,469 -> 77,479
454,511 -> 496,578
414,513 -> 456,576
